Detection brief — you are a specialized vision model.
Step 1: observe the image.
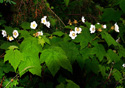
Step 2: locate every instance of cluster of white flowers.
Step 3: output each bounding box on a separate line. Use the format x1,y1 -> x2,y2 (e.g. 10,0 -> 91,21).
1,30 -> 19,41
41,16 -> 50,28
30,16 -> 50,29
69,27 -> 82,39
69,16 -> 120,39
33,31 -> 43,37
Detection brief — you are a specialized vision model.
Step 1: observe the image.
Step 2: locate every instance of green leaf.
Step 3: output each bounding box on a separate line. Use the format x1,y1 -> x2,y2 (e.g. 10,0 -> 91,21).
19,37 -> 42,76
38,38 -> 45,47
91,44 -> 106,61
19,54 -> 41,77
19,30 -> 32,39
43,36 -> 50,45
120,0 -> 125,13
66,79 -> 80,88
4,49 -> 24,71
0,0 -> 3,3
40,46 -> 72,76
101,31 -> 118,46
99,65 -> 106,77
59,41 -> 79,63
73,27 -> 92,49
20,22 -> 30,30
8,45 -> 18,50
11,1 -> 16,4
64,0 -> 70,6
101,8 -> 122,22
113,69 -> 122,81
106,49 -> 120,64
20,37 -> 42,55
56,83 -> 65,88
53,31 -> 64,37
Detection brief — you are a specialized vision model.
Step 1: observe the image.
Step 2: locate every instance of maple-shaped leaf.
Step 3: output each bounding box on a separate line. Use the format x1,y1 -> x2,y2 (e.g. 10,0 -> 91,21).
101,31 -> 118,46
59,41 -> 79,63
4,49 -> 24,71
40,46 -> 72,76
106,49 -> 120,64
19,54 -> 41,77
20,37 -> 42,55
91,44 -> 106,62
73,27 -> 92,49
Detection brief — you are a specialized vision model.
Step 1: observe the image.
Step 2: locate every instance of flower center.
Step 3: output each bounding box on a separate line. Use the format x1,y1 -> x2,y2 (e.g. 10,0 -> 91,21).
14,32 -> 17,36
72,33 -> 75,36
92,27 -> 95,31
76,28 -> 79,31
33,24 -> 36,27
10,37 -> 13,40
4,32 -> 6,35
43,20 -> 45,23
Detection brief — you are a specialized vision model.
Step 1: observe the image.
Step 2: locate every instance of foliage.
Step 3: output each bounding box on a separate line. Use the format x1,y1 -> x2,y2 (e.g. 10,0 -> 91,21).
0,0 -> 125,88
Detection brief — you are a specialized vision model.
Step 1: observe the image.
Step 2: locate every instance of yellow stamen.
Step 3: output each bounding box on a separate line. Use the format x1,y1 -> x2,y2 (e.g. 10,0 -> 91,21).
76,28 -> 79,32
72,33 -> 75,36
33,24 -> 36,27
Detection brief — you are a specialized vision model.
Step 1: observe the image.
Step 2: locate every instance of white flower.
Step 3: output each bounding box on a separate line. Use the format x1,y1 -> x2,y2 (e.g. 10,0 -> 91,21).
90,25 -> 96,33
69,31 -> 77,39
116,37 -> 120,43
38,31 -> 43,36
8,36 -> 14,41
2,30 -> 7,37
81,16 -> 85,23
122,64 -> 125,68
30,21 -> 37,29
114,23 -> 119,32
45,21 -> 50,28
97,23 -> 100,24
102,24 -> 106,29
13,30 -> 19,38
75,27 -> 82,34
41,16 -> 47,25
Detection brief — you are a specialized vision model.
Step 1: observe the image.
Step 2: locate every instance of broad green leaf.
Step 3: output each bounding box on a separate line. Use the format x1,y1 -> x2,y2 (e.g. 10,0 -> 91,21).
0,0 -> 3,3
20,37 -> 42,55
99,65 -> 106,77
64,0 -> 70,6
101,31 -> 118,46
20,22 -> 30,30
40,46 -> 72,76
66,79 -> 80,88
106,49 -> 120,64
73,28 -> 92,49
120,0 -> 125,13
56,83 -> 65,88
59,41 -> 79,63
19,30 -> 32,39
19,54 -> 41,77
101,8 -> 122,22
91,44 -> 106,61
53,31 -> 64,37
4,49 -> 24,71
85,59 -> 99,74
118,45 -> 125,57
113,69 -> 122,81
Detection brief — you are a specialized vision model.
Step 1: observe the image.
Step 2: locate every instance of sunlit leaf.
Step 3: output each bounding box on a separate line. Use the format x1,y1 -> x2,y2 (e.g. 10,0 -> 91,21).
40,46 -> 72,76
4,49 -> 24,71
